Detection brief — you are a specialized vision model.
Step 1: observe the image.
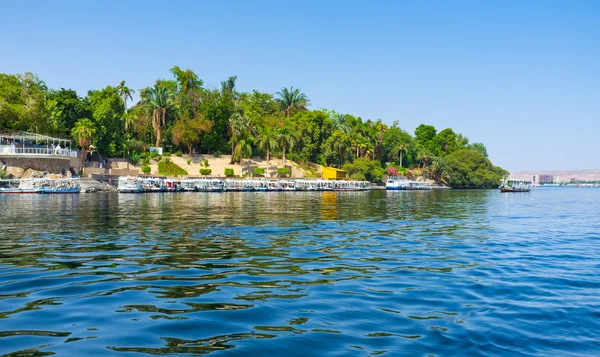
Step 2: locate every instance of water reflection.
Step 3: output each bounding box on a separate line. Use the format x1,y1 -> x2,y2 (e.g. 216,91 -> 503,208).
0,189 -> 599,356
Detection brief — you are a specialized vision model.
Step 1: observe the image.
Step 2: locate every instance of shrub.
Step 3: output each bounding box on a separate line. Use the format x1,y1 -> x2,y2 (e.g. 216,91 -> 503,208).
277,168 -> 289,177
164,158 -> 171,164
164,152 -> 171,157
155,156 -> 163,162
254,167 -> 265,176
157,161 -> 188,176
129,152 -> 141,166
150,151 -> 158,159
200,168 -> 212,176
187,159 -> 191,165
203,159 -> 209,167
213,151 -> 222,157
287,153 -> 301,163
141,158 -> 150,166
342,158 -> 384,183
140,152 -> 149,159
141,165 -> 151,174
0,169 -> 7,179
386,167 -> 397,176
175,151 -> 183,157
224,168 -> 235,176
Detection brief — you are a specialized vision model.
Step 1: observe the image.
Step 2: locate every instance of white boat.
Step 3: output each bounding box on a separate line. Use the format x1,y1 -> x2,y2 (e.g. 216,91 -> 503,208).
37,178 -> 81,194
118,176 -> 143,193
0,179 -> 40,194
386,176 -> 409,190
500,178 -> 532,192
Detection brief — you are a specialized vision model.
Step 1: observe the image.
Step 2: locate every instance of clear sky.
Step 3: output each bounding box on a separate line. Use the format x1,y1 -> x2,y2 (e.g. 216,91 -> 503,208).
1,0 -> 598,172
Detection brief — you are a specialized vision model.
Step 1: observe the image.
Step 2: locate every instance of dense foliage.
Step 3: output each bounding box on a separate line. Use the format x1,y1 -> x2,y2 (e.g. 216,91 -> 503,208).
443,150 -> 508,188
0,69 -> 504,186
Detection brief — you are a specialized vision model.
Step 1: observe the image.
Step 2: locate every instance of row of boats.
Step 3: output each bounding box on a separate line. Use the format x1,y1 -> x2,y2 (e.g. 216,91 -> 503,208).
0,178 -> 81,194
385,177 -> 433,190
118,177 -> 372,193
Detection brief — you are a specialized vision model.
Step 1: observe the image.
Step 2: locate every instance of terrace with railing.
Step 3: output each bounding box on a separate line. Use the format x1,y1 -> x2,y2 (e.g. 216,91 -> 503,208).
0,132 -> 78,158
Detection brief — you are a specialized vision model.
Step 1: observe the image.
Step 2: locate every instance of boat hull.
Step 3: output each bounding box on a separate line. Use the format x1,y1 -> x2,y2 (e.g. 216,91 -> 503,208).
0,189 -> 40,194
500,188 -> 531,193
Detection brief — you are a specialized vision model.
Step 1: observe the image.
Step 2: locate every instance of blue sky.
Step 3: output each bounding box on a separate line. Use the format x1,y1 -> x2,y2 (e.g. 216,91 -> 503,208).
1,0 -> 598,172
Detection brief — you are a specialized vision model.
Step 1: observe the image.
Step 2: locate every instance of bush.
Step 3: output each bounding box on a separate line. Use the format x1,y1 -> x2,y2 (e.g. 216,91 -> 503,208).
254,167 -> 265,176
386,167 -> 397,176
187,159 -> 191,165
0,169 -> 7,179
203,159 -> 209,167
200,168 -> 212,176
164,152 -> 171,157
141,158 -> 150,166
157,161 -> 188,176
150,151 -> 158,159
141,165 -> 151,174
164,158 -> 171,164
224,168 -> 235,176
277,168 -> 289,177
213,151 -> 222,157
287,153 -> 301,163
129,152 -> 141,166
155,156 -> 163,162
342,158 -> 385,183
140,152 -> 149,159
175,151 -> 183,157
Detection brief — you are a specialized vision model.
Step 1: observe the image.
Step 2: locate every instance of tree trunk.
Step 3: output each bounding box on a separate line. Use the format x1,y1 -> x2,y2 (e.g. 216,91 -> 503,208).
155,127 -> 161,148
230,142 -> 235,164
266,147 -> 270,164
282,146 -> 286,165
399,151 -> 403,168
80,145 -> 86,176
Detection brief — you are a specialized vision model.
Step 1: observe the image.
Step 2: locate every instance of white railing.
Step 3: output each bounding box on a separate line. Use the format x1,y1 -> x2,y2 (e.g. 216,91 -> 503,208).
0,145 -> 78,157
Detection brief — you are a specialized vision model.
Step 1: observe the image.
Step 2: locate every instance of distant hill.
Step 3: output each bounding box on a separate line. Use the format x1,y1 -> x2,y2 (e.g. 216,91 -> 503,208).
510,169 -> 600,182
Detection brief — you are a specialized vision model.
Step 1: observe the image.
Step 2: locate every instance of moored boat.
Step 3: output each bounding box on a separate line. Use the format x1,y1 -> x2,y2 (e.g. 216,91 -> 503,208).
499,178 -> 532,192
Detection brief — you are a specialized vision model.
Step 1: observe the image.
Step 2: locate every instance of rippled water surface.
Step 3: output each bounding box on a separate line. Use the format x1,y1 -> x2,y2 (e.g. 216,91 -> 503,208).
0,188 -> 599,356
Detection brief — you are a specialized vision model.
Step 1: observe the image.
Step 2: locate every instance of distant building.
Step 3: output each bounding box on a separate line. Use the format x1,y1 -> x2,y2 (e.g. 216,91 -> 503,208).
322,167 -> 347,180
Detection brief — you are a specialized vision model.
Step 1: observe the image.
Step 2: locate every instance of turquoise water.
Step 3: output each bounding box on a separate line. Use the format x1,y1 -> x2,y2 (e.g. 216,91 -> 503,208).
0,188 -> 598,356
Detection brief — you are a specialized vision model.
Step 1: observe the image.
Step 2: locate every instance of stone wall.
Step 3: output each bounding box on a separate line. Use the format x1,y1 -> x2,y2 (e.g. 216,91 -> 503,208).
0,157 -> 74,174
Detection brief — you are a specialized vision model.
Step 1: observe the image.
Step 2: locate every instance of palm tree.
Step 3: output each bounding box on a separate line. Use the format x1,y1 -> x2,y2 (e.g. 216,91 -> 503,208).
71,118 -> 96,174
232,131 -> 254,164
221,76 -> 237,95
332,114 -> 351,134
276,126 -> 297,165
392,142 -> 409,168
275,87 -> 309,118
228,113 -> 251,163
255,127 -> 277,164
116,80 -> 135,110
140,84 -> 175,148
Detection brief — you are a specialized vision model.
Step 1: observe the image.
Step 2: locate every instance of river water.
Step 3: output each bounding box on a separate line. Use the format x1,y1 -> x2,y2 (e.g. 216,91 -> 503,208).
0,188 -> 598,356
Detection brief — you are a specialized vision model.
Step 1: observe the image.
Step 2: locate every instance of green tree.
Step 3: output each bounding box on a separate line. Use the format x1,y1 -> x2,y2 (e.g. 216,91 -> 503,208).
71,118 -> 96,173
171,114 -> 213,154
342,158 -> 385,182
140,83 -> 175,148
275,87 -> 309,118
391,142 -> 409,168
255,127 -> 277,163
46,88 -> 89,136
276,126 -> 297,165
468,142 -> 488,157
232,131 -> 254,163
0,73 -> 50,133
228,112 -> 251,163
86,86 -> 125,155
443,149 -> 507,188
414,124 -> 437,154
116,80 -> 135,110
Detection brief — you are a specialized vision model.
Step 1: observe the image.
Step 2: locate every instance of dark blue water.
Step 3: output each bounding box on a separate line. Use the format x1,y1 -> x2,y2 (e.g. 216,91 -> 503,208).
0,188 -> 598,356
